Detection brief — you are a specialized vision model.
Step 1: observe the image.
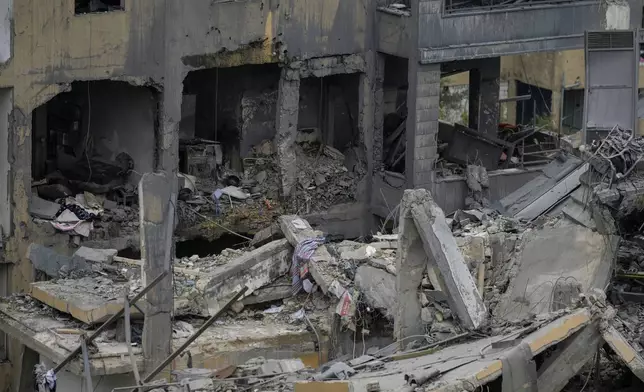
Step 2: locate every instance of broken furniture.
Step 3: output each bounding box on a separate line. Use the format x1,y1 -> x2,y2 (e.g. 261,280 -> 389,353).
179,139 -> 222,180
439,123 -> 506,170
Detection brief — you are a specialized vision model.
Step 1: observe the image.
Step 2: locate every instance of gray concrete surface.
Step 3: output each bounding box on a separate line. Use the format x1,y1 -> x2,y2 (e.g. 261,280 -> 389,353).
495,219 -> 618,322
410,190 -> 487,330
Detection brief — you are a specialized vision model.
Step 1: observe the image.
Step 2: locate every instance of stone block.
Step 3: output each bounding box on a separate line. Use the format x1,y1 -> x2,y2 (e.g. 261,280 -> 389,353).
201,239 -> 292,315
74,246 -> 118,264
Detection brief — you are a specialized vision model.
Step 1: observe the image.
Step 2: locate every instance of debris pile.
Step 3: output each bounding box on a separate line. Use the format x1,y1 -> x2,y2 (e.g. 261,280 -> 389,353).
175,139 -> 365,240
14,127 -> 644,391
434,121 -> 559,177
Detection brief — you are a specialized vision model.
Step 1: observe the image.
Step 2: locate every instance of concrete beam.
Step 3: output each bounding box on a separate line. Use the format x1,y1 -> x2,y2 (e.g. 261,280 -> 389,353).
602,324 -> 644,382
279,215 -> 324,245
200,239 -> 292,314
536,322 -> 602,392
409,189 -> 487,330
278,215 -> 342,296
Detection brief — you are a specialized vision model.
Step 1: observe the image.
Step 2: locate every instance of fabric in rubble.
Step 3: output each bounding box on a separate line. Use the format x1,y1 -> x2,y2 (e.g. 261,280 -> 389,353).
290,237 -> 326,294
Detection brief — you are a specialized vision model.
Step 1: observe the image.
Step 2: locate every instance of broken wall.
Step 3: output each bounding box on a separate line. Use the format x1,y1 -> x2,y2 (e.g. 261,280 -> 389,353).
81,82 -> 157,184
183,64 -> 281,157
179,0 -> 367,67
298,74 -> 361,150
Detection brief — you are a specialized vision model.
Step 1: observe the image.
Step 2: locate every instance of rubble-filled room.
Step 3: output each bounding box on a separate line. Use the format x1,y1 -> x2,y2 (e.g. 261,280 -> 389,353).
176,66 -> 366,242
29,80 -> 157,249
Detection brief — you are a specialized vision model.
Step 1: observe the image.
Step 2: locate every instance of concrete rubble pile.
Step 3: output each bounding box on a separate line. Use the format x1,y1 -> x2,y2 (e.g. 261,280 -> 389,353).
175,138 -> 365,240
14,126 -> 644,391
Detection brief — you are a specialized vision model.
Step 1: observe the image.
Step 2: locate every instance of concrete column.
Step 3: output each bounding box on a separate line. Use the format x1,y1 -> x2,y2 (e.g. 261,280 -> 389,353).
368,53 -> 386,171
275,67 -> 301,198
139,172 -> 173,374
550,89 -> 563,131
479,58 -> 500,135
395,190 -> 429,345
505,80 -> 518,124
468,68 -> 480,130
406,62 -> 440,189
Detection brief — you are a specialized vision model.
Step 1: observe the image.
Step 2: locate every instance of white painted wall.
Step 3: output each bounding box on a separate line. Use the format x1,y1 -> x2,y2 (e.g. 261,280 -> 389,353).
0,0 -> 11,64
0,89 -> 11,238
604,2 -> 630,30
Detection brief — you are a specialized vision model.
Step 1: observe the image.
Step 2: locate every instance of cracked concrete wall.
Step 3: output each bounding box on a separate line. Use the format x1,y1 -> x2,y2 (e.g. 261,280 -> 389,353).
0,0 -> 373,388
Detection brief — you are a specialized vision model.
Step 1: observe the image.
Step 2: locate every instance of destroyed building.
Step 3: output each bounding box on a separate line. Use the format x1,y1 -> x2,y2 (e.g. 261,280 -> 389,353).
0,0 -> 642,391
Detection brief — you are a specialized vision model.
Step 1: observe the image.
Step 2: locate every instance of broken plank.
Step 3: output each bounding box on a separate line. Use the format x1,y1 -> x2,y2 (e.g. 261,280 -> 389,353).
601,324 -> 644,382
200,239 -> 292,315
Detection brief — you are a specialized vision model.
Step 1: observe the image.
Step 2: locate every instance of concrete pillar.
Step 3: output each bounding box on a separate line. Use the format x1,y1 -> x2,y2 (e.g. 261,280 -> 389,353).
139,173 -> 173,374
395,190 -> 429,345
367,53 -> 386,171
468,68 -> 480,130
551,89 -> 563,131
275,67 -> 301,198
406,62 -> 440,189
504,80 -> 518,124
479,58 -> 500,135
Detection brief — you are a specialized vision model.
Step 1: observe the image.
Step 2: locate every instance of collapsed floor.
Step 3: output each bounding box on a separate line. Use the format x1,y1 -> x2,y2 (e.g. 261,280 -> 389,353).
13,119 -> 644,392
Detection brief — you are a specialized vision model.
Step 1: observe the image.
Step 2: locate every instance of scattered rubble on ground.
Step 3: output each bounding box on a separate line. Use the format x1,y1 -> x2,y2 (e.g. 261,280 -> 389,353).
16,126 -> 644,391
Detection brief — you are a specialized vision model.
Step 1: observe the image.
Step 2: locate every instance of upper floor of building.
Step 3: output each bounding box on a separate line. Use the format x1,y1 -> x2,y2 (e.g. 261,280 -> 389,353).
0,0 -> 639,92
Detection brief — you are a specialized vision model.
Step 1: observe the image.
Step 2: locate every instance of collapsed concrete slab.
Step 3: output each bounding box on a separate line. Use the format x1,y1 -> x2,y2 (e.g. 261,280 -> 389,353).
354,265 -> 396,320
29,278 -> 142,324
494,219 -> 618,322
27,243 -> 91,278
199,239 -> 292,314
402,189 -> 487,330
295,309 -> 593,392
74,246 -> 118,264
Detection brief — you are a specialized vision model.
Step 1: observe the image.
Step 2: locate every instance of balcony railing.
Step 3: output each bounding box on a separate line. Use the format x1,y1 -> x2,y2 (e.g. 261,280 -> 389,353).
444,0 -> 590,14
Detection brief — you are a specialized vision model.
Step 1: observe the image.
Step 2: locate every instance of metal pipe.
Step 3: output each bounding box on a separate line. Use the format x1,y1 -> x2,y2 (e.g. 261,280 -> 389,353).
138,286 -> 249,388
498,94 -> 532,103
81,336 -> 93,392
124,292 -> 141,385
53,271 -> 169,374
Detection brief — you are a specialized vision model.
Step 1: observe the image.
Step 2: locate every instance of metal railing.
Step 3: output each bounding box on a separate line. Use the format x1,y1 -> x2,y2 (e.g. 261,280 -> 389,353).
444,0 -> 589,14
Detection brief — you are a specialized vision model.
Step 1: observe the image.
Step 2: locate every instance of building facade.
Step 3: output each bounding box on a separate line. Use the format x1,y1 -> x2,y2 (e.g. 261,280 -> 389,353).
0,0 -> 640,390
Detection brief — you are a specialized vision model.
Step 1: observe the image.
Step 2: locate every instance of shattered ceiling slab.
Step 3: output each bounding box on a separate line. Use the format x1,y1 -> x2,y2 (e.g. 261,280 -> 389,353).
30,279 -> 139,324
0,299 -> 328,376
295,309 -> 592,392
494,219 -> 617,322
495,154 -> 584,219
